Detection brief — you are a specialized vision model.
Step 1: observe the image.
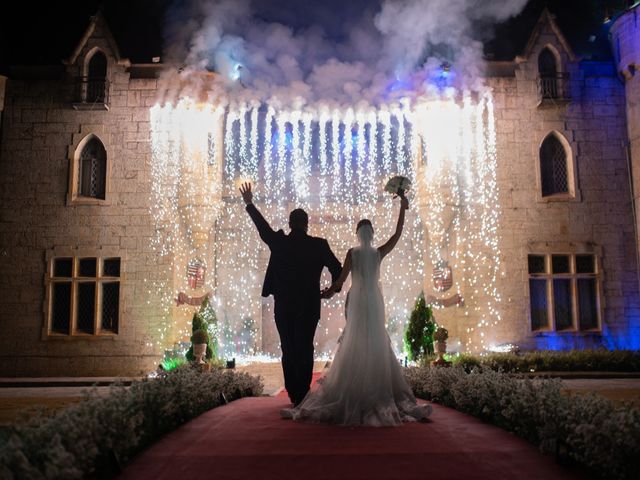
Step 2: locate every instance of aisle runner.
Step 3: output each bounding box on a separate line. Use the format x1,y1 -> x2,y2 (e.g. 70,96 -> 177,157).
276,372 -> 324,400
119,395 -> 581,480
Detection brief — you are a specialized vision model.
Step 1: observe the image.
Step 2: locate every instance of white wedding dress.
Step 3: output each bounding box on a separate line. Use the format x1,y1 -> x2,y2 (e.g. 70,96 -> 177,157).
285,225 -> 432,426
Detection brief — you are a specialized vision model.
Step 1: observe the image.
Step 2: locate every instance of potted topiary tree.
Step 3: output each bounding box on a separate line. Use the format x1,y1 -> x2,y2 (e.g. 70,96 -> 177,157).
404,292 -> 436,363
431,326 -> 452,367
191,329 -> 209,364
185,297 -> 217,365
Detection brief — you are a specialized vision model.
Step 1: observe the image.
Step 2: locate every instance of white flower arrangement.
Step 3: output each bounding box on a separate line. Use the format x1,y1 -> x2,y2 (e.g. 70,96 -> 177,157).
403,366 -> 640,479
0,367 -> 263,479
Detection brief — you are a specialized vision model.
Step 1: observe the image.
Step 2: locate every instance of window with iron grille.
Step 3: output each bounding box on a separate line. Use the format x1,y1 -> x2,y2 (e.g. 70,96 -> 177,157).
528,253 -> 600,332
79,137 -> 106,199
85,51 -> 107,104
48,256 -> 121,336
540,134 -> 569,197
538,48 -> 558,99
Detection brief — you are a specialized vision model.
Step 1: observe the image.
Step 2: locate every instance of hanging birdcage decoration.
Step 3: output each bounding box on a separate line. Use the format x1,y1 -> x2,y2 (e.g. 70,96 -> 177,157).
433,260 -> 453,292
187,258 -> 206,289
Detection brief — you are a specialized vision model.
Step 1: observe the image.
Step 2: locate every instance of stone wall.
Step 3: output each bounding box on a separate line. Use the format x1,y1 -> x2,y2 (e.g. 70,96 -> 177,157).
0,23 -> 167,376
433,17 -> 640,350
0,13 -> 639,376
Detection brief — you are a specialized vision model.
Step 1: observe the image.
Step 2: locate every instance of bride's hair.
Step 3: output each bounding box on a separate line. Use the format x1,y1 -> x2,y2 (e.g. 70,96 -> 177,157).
356,219 -> 374,246
356,219 -> 373,232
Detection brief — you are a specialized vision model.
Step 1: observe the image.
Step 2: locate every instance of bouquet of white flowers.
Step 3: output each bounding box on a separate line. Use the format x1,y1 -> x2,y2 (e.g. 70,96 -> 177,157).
384,175 -> 412,197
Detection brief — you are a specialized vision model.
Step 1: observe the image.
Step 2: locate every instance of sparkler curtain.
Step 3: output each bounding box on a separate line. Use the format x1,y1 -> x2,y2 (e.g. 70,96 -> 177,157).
149,92 -> 501,356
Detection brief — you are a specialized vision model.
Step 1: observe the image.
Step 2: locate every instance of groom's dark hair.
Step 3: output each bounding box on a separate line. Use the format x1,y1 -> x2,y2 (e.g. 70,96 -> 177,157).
289,208 -> 308,232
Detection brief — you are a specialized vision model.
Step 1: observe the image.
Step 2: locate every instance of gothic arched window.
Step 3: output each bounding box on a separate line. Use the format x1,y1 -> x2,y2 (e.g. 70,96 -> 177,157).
538,48 -> 558,99
79,137 -> 106,199
540,133 -> 569,197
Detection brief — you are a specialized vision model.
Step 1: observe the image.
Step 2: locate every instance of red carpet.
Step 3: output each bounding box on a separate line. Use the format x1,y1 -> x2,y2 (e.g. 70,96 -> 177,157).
118,395 -> 582,480
275,371 -> 324,400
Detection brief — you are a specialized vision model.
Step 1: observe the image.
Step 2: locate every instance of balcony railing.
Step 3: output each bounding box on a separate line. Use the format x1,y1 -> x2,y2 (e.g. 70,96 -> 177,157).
74,77 -> 109,109
537,73 -> 571,104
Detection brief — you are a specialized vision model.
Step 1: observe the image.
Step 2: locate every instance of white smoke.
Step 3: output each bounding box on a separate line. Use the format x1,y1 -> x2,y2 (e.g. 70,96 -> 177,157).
161,0 -> 529,107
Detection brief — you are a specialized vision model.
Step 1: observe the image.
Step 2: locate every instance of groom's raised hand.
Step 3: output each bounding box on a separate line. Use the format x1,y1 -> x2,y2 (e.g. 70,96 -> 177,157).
239,182 -> 253,205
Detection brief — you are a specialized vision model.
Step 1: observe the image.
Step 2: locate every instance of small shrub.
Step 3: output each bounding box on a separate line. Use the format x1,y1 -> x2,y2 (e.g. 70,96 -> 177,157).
186,297 -> 218,362
404,292 -> 436,361
160,357 -> 187,371
452,350 -> 640,373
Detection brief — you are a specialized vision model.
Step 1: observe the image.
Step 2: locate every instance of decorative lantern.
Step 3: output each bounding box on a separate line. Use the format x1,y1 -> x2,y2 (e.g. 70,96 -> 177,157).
433,259 -> 453,292
187,258 -> 206,289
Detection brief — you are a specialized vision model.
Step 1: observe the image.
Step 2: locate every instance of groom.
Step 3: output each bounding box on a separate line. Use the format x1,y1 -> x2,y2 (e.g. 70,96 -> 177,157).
240,182 -> 342,406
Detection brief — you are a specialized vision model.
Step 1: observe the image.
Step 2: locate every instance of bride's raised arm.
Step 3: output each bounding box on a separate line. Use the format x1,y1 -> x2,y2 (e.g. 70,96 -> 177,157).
321,249 -> 353,299
378,195 -> 409,259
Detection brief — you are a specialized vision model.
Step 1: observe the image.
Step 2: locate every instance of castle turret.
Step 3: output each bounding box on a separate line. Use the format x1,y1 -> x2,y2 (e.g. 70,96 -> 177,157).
611,5 -> 640,272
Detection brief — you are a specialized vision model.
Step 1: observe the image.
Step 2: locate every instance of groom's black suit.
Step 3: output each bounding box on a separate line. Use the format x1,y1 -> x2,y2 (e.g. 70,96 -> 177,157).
245,203 -> 342,404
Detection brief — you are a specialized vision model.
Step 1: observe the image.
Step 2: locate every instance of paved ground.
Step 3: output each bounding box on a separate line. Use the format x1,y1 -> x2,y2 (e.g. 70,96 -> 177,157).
0,362 -> 327,424
236,360 -> 328,395
117,395 -> 583,480
1,364 -> 639,425
0,382 -> 116,425
562,378 -> 640,405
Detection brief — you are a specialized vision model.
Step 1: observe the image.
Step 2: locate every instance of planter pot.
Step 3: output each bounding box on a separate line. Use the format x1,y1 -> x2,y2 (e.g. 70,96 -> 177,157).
195,362 -> 211,373
431,341 -> 452,367
192,343 -> 207,364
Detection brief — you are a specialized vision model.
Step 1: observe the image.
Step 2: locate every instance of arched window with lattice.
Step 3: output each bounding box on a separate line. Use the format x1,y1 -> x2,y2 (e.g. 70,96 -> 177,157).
78,136 -> 106,199
539,133 -> 569,197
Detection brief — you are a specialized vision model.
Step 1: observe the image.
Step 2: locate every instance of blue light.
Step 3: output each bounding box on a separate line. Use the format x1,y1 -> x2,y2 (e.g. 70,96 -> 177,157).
384,67 -> 412,96
436,62 -> 453,88
530,328 -> 640,351
440,62 -> 451,78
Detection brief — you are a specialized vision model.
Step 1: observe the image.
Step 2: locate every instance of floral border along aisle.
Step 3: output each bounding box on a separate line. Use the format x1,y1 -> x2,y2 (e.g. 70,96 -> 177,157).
404,366 -> 640,480
0,366 -> 263,479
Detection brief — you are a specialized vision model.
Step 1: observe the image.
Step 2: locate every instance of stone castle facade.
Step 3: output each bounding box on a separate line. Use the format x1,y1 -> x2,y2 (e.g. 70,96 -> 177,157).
0,8 -> 639,376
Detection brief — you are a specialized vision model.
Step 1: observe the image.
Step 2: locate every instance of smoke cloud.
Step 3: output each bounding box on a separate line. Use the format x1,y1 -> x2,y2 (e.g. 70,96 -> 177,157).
162,0 -> 529,108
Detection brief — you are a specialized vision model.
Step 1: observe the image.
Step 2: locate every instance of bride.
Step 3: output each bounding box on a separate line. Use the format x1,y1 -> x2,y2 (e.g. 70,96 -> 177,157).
282,194 -> 432,426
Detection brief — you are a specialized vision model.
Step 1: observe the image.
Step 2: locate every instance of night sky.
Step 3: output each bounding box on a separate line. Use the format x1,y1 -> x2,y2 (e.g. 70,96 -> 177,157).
0,0 -> 629,73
